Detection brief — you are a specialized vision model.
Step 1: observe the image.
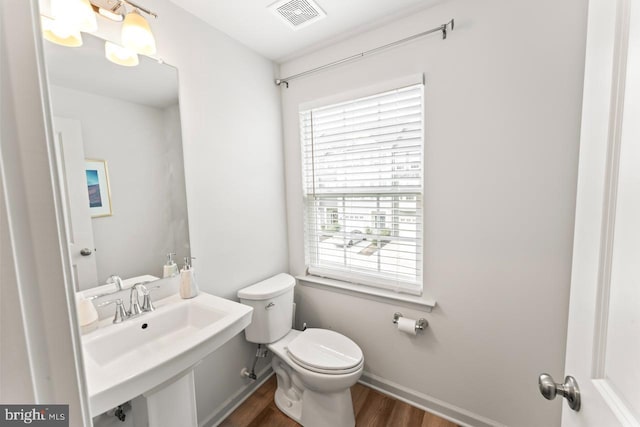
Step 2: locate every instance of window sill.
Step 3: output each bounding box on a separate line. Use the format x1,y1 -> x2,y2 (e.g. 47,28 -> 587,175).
295,275 -> 436,312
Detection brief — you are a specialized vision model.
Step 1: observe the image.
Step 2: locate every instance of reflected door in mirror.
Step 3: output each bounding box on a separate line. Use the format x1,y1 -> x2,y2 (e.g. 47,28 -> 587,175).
54,117 -> 98,290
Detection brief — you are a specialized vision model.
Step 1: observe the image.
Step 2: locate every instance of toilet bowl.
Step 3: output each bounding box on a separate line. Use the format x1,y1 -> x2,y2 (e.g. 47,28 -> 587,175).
238,274 -> 364,427
269,328 -> 363,426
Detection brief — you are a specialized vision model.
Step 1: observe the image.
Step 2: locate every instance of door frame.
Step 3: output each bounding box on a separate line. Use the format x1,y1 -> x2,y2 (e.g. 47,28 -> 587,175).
0,0 -> 91,423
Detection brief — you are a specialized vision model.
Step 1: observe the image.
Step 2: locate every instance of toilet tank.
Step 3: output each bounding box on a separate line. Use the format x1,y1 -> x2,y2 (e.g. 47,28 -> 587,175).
237,273 -> 295,344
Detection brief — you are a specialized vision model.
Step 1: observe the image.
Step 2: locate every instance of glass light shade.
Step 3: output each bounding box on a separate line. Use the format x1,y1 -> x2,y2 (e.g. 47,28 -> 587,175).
41,16 -> 83,47
121,9 -> 156,55
105,41 -> 139,67
50,0 -> 97,33
74,0 -> 98,32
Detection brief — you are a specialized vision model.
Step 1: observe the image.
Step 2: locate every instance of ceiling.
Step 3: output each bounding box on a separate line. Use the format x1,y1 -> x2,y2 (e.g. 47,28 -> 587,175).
168,0 -> 439,62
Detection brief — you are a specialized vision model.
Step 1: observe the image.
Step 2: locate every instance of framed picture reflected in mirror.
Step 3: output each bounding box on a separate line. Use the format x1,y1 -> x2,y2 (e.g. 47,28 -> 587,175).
85,159 -> 112,218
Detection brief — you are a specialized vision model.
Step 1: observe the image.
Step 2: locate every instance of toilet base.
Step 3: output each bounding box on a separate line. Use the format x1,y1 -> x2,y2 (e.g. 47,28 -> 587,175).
271,357 -> 356,427
274,386 -> 302,423
274,385 -> 355,427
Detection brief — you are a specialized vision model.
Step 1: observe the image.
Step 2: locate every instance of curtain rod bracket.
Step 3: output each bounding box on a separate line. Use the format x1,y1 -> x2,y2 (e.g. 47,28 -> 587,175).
442,18 -> 455,39
275,18 -> 455,88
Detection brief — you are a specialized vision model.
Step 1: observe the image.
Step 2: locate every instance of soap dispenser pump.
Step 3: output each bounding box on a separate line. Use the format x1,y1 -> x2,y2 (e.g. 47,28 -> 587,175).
163,252 -> 179,278
179,256 -> 198,299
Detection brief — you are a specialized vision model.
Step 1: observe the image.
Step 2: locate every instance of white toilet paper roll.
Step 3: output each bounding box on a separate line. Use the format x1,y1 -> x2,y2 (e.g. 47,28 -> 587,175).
397,317 -> 417,335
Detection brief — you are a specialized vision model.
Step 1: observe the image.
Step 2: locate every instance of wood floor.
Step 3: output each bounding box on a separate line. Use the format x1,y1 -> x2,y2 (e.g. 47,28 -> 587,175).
220,376 -> 459,427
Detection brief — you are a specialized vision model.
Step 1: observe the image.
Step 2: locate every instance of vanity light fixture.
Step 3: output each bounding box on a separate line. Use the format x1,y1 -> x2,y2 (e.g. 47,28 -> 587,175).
121,7 -> 157,55
41,0 -> 97,47
105,41 -> 139,67
41,15 -> 83,47
41,0 -> 158,67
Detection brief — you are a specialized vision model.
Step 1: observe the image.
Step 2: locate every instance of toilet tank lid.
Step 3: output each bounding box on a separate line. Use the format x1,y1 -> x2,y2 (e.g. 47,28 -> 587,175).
237,273 -> 295,300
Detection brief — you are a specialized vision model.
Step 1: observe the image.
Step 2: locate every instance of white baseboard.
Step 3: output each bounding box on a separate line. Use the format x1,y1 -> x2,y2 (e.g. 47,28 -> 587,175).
198,367 -> 505,427
359,371 -> 507,427
199,366 -> 274,427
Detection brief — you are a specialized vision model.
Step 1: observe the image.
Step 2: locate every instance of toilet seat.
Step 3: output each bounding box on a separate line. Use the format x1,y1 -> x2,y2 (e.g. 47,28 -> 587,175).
286,329 -> 363,375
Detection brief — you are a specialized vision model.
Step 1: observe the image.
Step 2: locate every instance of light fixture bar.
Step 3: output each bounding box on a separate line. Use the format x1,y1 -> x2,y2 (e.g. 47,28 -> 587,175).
119,0 -> 157,18
98,7 -> 124,22
90,4 -> 124,21
89,1 -> 158,19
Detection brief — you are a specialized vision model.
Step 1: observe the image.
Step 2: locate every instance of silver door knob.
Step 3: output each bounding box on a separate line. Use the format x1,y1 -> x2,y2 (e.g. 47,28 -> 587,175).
80,248 -> 93,256
538,373 -> 581,411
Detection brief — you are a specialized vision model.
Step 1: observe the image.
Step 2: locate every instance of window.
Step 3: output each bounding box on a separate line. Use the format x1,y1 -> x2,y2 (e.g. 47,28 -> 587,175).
300,84 -> 424,295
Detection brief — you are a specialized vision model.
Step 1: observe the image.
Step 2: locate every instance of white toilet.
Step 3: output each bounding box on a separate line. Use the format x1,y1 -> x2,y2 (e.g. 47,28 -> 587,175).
238,273 -> 364,427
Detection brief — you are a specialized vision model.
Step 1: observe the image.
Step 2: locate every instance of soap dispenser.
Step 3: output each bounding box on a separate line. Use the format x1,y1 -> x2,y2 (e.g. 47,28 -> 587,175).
76,295 -> 99,334
179,256 -> 198,299
163,252 -> 179,278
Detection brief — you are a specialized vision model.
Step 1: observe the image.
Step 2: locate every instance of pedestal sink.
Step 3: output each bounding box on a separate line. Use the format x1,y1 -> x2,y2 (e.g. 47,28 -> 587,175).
81,292 -> 253,425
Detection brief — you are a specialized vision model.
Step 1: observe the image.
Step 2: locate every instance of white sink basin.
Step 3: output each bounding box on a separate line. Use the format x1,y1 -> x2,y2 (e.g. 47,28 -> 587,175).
82,292 -> 253,415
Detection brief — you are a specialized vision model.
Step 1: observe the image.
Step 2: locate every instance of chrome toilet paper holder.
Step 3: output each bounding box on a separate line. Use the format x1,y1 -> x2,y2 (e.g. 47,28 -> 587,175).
392,312 -> 428,331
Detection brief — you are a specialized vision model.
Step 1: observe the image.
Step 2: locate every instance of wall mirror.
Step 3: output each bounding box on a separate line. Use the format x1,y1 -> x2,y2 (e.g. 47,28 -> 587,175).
43,33 -> 190,291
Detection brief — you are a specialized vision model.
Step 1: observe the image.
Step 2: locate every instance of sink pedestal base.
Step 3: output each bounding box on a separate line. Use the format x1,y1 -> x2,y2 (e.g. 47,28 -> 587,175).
144,370 -> 198,427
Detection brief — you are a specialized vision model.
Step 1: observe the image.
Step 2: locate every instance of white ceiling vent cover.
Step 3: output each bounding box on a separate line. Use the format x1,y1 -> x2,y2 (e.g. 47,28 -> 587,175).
269,0 -> 327,31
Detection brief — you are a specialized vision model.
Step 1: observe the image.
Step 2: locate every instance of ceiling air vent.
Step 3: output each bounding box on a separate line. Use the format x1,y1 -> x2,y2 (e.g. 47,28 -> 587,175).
269,0 -> 327,31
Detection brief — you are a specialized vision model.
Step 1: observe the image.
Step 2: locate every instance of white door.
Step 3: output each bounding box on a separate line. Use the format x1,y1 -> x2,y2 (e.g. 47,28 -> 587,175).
548,0 -> 640,425
53,117 -> 98,290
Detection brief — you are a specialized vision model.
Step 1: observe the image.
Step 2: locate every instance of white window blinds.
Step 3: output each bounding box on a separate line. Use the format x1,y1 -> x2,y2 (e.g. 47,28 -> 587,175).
300,84 -> 424,295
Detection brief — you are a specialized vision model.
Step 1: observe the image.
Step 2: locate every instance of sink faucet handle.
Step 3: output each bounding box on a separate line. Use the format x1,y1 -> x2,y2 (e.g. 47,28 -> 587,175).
98,298 -> 128,324
141,285 -> 161,312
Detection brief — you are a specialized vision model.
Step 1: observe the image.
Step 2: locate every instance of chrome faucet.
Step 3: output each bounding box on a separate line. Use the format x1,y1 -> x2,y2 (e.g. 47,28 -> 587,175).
129,282 -> 160,317
129,282 -> 146,317
96,279 -> 161,324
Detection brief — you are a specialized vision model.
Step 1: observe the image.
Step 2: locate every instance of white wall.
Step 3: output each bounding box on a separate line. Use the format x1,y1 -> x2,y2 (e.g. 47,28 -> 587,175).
280,1 -> 587,426
148,0 -> 288,303
0,163 -> 34,404
0,10 -> 33,401
49,85 -> 190,283
75,0 -> 289,423
149,3 -> 289,422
